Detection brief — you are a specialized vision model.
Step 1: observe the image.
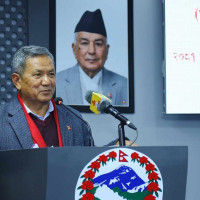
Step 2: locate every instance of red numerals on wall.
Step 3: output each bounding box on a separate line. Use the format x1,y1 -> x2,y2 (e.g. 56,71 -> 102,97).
195,8 -> 200,22
173,53 -> 196,62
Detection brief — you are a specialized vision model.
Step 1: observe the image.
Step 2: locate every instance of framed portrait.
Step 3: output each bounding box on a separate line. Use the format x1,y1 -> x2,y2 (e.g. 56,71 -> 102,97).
49,0 -> 134,113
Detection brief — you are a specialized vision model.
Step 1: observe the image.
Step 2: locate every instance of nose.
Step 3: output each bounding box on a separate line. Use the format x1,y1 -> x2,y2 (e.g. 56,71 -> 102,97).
88,42 -> 96,54
42,75 -> 51,85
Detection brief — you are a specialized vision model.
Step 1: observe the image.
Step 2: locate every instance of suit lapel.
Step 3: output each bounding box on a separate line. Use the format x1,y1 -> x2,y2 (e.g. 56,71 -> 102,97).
57,108 -> 74,146
102,68 -> 117,104
8,99 -> 33,149
62,64 -> 83,104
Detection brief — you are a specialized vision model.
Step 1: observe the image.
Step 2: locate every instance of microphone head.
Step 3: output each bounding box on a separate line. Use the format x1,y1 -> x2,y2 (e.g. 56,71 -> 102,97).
99,100 -> 111,113
85,91 -> 112,114
85,90 -> 93,104
54,97 -> 63,105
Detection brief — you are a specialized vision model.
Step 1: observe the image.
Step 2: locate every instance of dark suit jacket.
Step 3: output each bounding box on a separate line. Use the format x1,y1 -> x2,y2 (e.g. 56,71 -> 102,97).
0,97 -> 91,150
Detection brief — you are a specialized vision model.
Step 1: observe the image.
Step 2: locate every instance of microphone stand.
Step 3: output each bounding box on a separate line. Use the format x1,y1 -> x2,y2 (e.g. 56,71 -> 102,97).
118,122 -> 126,146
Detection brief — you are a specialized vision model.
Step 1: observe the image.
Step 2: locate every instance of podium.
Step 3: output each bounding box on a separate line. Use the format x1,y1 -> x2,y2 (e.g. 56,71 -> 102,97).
0,146 -> 188,200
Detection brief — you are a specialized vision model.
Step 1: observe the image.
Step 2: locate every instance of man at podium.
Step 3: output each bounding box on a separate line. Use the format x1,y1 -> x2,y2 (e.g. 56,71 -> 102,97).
0,45 -> 93,150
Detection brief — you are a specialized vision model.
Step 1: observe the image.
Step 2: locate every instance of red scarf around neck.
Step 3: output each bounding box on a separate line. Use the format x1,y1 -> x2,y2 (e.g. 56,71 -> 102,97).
17,94 -> 63,148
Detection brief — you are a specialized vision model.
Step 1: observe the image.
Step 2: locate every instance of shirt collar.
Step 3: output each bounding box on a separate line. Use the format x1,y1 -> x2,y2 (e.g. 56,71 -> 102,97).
79,65 -> 103,88
79,65 -> 103,104
24,101 -> 54,121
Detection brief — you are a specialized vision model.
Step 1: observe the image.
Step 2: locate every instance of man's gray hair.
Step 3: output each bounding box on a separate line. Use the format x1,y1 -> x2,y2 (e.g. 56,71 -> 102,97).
12,45 -> 55,77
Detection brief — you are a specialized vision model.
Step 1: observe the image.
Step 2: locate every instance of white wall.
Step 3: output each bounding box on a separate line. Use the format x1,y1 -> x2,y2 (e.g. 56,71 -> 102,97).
80,0 -> 200,199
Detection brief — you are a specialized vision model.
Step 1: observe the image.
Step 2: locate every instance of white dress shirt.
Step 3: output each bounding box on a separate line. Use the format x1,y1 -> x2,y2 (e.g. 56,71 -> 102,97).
24,101 -> 54,121
79,65 -> 103,104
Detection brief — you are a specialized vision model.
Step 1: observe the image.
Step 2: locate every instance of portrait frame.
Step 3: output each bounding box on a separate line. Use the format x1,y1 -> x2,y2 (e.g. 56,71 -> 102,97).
49,0 -> 134,113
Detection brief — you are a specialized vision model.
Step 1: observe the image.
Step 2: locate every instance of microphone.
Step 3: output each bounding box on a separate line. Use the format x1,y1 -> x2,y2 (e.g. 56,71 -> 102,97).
85,91 -> 137,130
85,90 -> 112,114
54,97 -> 95,146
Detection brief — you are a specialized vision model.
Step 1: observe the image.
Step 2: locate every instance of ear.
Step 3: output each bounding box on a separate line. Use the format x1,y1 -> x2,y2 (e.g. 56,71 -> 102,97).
72,43 -> 76,54
72,43 -> 78,59
104,44 -> 110,61
12,73 -> 22,90
106,44 -> 110,54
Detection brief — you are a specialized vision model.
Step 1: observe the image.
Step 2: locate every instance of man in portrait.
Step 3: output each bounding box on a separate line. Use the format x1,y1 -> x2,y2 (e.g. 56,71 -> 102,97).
56,9 -> 128,105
